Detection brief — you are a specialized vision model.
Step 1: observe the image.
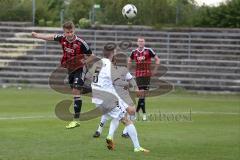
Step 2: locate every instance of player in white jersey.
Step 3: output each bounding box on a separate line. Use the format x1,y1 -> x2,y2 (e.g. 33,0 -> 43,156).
92,62 -> 135,138
91,43 -> 149,153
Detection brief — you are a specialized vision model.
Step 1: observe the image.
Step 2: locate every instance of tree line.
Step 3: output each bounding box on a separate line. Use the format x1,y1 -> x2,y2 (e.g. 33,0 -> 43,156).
0,0 -> 239,28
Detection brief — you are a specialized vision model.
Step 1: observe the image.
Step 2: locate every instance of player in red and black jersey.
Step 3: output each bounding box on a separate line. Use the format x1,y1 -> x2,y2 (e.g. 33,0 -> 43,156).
128,37 -> 160,121
32,21 -> 94,129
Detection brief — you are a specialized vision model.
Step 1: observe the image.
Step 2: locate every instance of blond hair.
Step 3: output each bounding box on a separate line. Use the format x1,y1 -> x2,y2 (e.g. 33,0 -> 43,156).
63,21 -> 75,30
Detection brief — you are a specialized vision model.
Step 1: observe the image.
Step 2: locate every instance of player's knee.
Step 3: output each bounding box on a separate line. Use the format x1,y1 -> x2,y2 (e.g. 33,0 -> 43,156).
125,119 -> 133,126
121,116 -> 133,126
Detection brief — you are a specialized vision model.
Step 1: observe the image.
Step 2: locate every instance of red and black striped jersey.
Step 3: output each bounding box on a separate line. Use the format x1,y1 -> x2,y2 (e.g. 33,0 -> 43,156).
54,34 -> 92,70
130,47 -> 156,77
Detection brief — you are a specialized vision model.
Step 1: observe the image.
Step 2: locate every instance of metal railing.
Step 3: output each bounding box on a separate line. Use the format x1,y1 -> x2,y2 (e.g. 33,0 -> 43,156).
41,30 -> 240,64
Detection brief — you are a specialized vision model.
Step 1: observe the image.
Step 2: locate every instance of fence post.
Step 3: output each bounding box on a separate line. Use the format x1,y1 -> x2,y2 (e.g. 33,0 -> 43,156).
115,31 -> 118,43
167,33 -> 170,64
44,41 -> 47,55
94,30 -> 97,54
188,33 -> 191,59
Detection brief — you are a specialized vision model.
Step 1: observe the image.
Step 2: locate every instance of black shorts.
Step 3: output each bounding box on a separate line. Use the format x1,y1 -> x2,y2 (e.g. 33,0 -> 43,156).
136,77 -> 150,90
68,68 -> 85,89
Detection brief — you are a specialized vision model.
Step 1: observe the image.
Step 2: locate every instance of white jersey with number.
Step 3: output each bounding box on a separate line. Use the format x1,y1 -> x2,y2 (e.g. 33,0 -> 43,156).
91,58 -> 115,104
90,58 -> 127,119
91,58 -> 133,115
91,58 -> 114,90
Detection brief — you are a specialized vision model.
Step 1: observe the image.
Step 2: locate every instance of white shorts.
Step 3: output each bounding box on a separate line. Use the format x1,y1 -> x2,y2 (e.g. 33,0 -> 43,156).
92,85 -> 132,119
92,86 -> 133,107
95,104 -> 126,120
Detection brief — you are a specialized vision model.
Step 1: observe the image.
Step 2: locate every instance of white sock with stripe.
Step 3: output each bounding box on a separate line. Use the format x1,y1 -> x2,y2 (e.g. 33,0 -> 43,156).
126,124 -> 140,149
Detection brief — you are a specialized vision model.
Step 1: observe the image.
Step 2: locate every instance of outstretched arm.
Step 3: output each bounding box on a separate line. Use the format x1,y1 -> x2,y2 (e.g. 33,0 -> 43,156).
31,32 -> 55,41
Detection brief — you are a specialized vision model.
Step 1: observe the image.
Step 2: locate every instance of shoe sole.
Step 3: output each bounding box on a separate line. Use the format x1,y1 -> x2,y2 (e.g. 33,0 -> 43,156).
106,139 -> 114,150
66,124 -> 80,129
135,149 -> 150,153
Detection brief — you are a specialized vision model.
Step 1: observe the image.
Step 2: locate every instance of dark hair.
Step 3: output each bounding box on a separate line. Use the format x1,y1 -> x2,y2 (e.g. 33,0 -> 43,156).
103,43 -> 116,58
63,21 -> 75,30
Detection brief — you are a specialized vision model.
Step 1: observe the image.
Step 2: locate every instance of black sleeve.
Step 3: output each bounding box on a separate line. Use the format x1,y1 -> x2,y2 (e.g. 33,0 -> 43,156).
80,39 -> 92,55
149,48 -> 156,58
53,34 -> 64,42
130,50 -> 134,60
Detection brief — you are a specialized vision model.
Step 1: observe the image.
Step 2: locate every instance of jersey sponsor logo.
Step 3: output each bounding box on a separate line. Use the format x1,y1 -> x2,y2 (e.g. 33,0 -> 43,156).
64,47 -> 74,53
137,56 -> 145,61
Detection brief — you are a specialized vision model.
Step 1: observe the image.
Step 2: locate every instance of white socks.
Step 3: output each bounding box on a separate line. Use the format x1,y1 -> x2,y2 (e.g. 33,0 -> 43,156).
97,115 -> 108,133
126,124 -> 140,149
108,118 -> 120,138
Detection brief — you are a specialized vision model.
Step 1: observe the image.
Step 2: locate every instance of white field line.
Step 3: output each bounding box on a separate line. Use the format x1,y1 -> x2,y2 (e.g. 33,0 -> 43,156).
0,111 -> 239,120
0,115 -> 55,120
192,111 -> 239,115
145,111 -> 239,116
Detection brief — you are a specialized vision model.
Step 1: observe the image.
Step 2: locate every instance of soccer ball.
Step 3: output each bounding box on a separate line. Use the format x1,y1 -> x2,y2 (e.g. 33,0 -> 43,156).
122,4 -> 137,19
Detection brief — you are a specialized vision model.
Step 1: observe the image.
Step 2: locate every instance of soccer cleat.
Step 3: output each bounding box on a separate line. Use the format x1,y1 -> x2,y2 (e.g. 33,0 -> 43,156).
121,133 -> 130,138
66,121 -> 80,129
93,131 -> 101,138
106,136 -> 115,150
134,147 -> 150,153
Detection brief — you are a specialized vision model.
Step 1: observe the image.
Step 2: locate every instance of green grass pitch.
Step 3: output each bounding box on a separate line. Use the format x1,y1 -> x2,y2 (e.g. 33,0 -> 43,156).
0,88 -> 239,160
